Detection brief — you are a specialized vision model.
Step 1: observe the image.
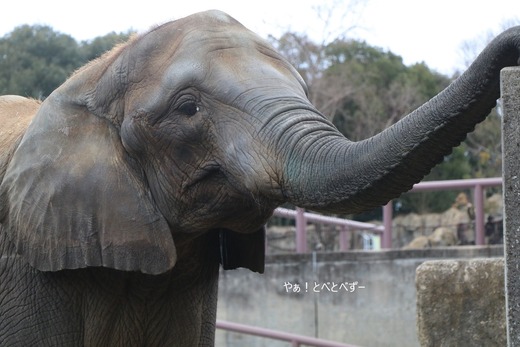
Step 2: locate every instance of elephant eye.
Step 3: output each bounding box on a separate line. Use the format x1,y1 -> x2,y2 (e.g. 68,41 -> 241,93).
177,101 -> 199,116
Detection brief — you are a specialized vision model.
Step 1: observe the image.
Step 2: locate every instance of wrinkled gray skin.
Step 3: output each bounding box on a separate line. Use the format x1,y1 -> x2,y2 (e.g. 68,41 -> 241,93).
0,10 -> 519,346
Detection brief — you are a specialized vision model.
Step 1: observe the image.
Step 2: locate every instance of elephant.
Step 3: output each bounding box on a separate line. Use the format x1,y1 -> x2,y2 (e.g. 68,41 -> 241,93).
0,9 -> 519,346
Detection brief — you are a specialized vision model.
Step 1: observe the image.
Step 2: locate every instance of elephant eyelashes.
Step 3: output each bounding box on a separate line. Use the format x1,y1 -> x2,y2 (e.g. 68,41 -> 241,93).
177,101 -> 199,116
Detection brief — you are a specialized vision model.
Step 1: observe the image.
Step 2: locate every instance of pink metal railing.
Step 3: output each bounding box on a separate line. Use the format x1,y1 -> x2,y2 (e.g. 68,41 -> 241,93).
274,177 -> 503,251
406,177 -> 502,246
216,320 -> 361,347
273,207 -> 384,252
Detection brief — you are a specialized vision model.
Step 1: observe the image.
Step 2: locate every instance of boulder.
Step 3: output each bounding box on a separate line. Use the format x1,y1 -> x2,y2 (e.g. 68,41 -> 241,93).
402,235 -> 431,249
428,227 -> 458,246
403,227 -> 458,249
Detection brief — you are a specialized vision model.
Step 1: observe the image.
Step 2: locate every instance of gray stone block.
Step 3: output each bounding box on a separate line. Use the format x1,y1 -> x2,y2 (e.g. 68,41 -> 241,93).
502,66 -> 520,346
416,258 -> 505,347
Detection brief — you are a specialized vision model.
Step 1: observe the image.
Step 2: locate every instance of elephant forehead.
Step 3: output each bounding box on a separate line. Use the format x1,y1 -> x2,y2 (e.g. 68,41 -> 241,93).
148,15 -> 309,111
209,55 -> 305,98
166,45 -> 307,104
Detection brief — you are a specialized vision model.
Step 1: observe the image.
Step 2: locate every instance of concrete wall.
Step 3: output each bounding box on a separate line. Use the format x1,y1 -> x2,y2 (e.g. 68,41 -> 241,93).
216,246 -> 503,347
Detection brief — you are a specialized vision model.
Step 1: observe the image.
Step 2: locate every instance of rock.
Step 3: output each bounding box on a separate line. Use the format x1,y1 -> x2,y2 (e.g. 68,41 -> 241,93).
402,227 -> 458,249
428,227 -> 458,247
402,236 -> 431,249
392,207 -> 469,248
416,258 -> 505,347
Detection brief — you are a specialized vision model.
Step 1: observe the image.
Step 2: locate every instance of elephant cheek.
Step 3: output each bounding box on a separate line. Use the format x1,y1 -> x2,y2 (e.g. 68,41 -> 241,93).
120,117 -> 146,156
222,141 -> 279,198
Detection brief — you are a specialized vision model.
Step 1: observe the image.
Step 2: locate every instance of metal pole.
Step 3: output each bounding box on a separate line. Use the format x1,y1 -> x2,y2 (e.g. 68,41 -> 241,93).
382,202 -> 393,248
295,208 -> 307,253
474,184 -> 485,245
339,225 -> 350,251
216,320 -> 361,347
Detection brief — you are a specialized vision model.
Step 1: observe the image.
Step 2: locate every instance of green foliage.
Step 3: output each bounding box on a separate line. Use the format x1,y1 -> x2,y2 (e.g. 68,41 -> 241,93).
0,25 -> 132,99
0,25 -> 80,98
322,39 -> 451,141
79,32 -> 133,62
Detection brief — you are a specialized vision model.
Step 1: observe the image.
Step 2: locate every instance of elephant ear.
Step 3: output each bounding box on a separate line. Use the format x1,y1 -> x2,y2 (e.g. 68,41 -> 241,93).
0,96 -> 176,275
219,228 -> 265,273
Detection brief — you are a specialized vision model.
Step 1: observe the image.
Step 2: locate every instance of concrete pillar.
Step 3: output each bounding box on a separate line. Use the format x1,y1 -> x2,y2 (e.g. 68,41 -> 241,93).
502,66 -> 520,346
416,258 -> 506,346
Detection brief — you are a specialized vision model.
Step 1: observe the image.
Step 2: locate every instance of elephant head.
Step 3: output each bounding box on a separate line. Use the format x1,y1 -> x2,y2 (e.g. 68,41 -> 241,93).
1,10 -> 519,275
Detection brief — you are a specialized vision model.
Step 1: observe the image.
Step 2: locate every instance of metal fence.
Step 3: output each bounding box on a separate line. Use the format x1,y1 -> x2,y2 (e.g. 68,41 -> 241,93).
273,177 -> 503,251
216,320 -> 360,347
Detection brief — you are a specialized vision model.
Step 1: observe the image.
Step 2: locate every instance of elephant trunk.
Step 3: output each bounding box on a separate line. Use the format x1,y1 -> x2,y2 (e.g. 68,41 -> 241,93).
278,26 -> 520,214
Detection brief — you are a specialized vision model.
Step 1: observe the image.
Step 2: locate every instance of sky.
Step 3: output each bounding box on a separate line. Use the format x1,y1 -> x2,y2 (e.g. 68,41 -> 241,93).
0,0 -> 518,76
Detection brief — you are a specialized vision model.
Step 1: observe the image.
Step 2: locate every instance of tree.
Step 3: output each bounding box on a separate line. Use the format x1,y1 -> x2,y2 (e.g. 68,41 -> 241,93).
320,40 -> 461,214
272,31 -> 457,215
394,22 -> 520,214
269,8 -> 514,216
453,18 -> 520,181
79,31 -> 134,62
0,25 -> 133,99
322,40 -> 451,141
0,25 -> 81,98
